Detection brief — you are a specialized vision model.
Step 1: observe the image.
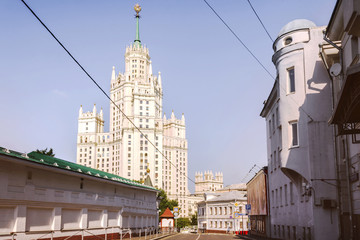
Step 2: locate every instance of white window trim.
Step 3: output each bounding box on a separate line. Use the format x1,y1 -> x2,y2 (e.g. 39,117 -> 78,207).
289,121 -> 299,148
287,67 -> 295,94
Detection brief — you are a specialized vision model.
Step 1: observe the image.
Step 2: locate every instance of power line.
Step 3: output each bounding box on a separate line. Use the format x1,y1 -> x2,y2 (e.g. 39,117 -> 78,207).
202,0 -> 275,80
202,0 -> 314,122
20,0 -> 195,185
202,1 -> 315,182
246,0 -> 274,42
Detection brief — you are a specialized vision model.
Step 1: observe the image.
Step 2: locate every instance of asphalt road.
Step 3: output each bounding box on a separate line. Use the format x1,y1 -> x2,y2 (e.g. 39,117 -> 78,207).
162,233 -> 256,240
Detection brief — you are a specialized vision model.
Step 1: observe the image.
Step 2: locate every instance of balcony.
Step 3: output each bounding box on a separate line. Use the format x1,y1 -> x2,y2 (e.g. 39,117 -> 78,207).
330,63 -> 360,134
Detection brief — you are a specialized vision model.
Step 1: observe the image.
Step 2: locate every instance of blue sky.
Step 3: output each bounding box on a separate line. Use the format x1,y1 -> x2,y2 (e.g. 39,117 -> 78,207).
0,0 -> 336,192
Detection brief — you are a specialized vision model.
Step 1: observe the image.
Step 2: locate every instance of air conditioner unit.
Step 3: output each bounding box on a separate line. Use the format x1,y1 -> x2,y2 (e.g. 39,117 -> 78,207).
321,199 -> 337,209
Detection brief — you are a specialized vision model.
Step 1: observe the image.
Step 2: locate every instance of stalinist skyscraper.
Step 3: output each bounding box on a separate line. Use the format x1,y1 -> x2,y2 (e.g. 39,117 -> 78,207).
76,4 -> 190,216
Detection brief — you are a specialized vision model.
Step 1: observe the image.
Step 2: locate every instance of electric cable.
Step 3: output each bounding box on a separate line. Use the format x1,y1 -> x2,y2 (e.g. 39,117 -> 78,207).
202,0 -> 314,122
246,0 -> 274,42
202,0 -> 275,80
20,0 -> 196,185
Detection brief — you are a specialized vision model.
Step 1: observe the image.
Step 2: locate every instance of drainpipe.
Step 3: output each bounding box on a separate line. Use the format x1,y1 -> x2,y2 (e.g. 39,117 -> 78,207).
321,48 -> 344,240
265,169 -> 272,239
345,136 -> 354,240
322,32 -> 351,240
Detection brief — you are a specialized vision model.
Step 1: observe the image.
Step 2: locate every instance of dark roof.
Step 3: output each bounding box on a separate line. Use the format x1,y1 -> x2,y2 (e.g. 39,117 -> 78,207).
0,147 -> 157,191
160,208 -> 174,218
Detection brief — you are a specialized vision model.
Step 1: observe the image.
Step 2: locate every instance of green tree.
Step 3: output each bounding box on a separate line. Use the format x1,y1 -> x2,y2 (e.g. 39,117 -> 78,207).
35,148 -> 55,157
158,189 -> 178,215
190,213 -> 198,225
176,218 -> 191,229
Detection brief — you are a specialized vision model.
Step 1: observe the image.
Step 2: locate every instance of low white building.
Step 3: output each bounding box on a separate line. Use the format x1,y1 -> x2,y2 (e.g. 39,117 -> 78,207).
0,147 -> 159,240
197,191 -> 248,234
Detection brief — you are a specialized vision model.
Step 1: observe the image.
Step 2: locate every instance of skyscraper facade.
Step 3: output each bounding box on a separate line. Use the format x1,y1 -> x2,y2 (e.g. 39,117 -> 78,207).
76,5 -> 189,216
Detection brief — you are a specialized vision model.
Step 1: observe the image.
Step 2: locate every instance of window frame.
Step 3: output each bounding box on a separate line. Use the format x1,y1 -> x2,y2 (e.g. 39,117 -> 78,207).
289,121 -> 299,148
287,67 -> 295,94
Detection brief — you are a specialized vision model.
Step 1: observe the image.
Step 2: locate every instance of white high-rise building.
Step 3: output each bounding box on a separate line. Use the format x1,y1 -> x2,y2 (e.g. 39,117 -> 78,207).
76,4 -> 189,215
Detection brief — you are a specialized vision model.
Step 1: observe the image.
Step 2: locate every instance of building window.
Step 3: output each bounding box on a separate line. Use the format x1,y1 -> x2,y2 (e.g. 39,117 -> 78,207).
288,67 -> 295,93
284,37 -> 292,45
269,120 -> 272,136
278,147 -> 281,167
290,182 -> 294,205
272,114 -> 275,133
290,121 -> 299,147
273,150 -> 277,169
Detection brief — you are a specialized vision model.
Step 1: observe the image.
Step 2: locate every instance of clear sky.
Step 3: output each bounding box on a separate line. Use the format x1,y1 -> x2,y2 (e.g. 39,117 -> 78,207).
0,0 -> 336,192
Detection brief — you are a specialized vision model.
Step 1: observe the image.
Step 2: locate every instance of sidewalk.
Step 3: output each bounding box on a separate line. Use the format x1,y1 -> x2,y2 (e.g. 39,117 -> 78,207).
119,232 -> 177,240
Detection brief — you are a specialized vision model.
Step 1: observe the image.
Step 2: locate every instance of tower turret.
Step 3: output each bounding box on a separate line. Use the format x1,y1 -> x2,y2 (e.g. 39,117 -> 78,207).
79,105 -> 83,116
111,66 -> 116,82
171,110 -> 175,121
149,61 -> 153,76
158,71 -> 162,88
181,113 -> 185,125
93,104 -> 97,115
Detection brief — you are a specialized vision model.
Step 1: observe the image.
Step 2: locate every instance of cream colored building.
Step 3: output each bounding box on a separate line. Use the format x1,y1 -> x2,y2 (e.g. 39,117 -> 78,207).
195,171 -> 223,195
197,192 -> 248,234
76,5 -> 189,217
0,147 -> 158,240
260,19 -> 339,239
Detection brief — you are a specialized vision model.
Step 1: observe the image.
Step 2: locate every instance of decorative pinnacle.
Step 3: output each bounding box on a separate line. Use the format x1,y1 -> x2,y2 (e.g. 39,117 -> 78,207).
134,4 -> 142,47
146,163 -> 150,174
134,4 -> 141,17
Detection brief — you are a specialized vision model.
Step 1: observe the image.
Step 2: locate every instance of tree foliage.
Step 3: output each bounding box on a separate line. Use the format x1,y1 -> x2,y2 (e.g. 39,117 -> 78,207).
176,218 -> 191,229
158,189 -> 178,216
35,148 -> 55,157
190,213 -> 198,225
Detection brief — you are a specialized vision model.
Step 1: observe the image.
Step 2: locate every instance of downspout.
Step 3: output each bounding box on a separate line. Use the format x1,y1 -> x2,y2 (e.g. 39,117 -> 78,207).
345,136 -> 354,240
323,32 -> 353,240
265,169 -> 272,239
319,43 -> 343,240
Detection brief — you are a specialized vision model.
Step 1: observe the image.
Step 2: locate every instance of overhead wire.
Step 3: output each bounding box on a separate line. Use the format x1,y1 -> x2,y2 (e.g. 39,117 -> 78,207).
20,0 -> 196,185
201,0 -> 315,183
202,0 -> 275,80
246,0 -> 274,42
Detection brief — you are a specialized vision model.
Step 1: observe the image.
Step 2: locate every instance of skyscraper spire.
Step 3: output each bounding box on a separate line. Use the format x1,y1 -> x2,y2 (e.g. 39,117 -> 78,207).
134,4 -> 142,47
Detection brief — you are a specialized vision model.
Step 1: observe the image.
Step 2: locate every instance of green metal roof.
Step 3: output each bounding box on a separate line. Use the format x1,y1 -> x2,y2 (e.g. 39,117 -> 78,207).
0,147 -> 157,191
